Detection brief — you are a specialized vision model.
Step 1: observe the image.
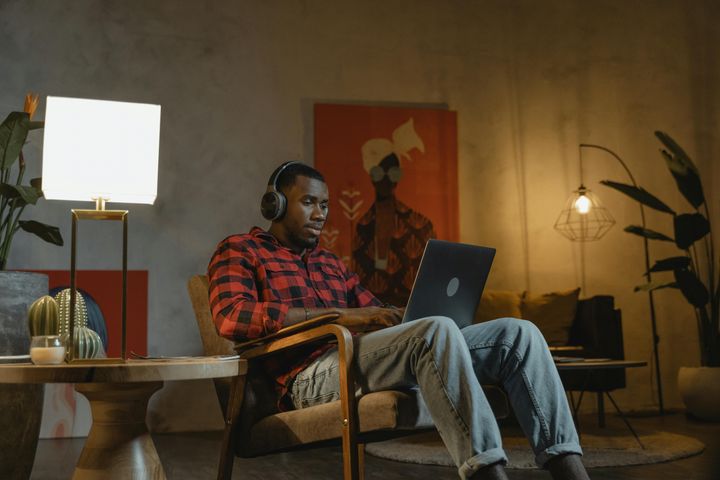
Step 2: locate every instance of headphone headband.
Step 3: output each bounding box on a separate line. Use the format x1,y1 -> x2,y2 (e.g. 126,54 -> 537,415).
267,161 -> 300,189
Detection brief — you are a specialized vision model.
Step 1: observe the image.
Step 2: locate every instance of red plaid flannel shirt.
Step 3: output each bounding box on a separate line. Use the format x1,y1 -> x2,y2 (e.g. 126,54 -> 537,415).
207,227 -> 381,409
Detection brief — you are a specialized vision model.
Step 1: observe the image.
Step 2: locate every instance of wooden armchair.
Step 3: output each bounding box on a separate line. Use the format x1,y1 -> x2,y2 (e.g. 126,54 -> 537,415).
188,275 -> 508,480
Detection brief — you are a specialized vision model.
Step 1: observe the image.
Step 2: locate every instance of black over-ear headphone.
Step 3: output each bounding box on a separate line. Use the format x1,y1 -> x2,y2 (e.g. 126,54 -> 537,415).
260,161 -> 300,221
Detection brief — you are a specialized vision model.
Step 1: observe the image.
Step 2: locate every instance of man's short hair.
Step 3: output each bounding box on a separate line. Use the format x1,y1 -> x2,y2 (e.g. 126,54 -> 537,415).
276,162 -> 325,192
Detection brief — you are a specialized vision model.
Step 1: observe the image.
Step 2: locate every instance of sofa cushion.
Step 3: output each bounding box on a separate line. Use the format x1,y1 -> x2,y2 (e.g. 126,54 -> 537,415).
474,289 -> 523,324
521,288 -> 580,345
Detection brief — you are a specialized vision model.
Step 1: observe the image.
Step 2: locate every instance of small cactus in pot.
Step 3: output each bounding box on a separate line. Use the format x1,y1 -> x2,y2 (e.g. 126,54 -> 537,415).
27,295 -> 59,336
55,288 -> 104,360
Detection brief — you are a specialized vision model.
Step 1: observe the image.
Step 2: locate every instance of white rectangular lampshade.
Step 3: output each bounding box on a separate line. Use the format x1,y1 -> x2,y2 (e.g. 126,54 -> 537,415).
42,96 -> 161,205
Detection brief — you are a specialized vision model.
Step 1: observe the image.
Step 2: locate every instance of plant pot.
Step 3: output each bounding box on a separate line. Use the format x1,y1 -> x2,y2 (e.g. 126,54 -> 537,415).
678,366 -> 720,422
0,271 -> 47,479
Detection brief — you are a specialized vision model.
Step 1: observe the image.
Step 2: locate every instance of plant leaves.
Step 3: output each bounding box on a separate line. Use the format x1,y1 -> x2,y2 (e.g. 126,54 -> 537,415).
30,177 -> 42,190
600,180 -> 675,214
634,280 -> 679,292
624,225 -> 674,242
28,121 -> 44,130
0,112 -> 30,170
659,149 -> 705,209
674,213 -> 710,249
648,256 -> 691,273
674,268 -> 709,307
0,183 -> 41,205
655,131 -> 705,209
18,220 -> 63,246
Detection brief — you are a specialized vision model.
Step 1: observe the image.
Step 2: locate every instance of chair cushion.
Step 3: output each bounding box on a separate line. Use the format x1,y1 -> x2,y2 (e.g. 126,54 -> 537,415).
244,386 -> 508,456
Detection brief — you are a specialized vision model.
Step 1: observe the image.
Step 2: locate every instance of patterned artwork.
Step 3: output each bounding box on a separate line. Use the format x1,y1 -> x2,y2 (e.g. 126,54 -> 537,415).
315,104 -> 458,306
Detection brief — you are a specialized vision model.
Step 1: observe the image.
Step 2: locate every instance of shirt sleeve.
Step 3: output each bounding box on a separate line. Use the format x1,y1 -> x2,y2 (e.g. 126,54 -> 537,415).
337,258 -> 382,308
207,238 -> 288,341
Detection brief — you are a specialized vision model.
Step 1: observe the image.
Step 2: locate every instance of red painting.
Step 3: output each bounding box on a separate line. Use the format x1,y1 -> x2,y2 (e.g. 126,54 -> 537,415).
314,104 -> 458,306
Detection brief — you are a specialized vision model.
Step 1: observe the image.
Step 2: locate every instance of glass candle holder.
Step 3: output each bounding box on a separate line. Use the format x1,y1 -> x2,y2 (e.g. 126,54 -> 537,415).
30,335 -> 66,365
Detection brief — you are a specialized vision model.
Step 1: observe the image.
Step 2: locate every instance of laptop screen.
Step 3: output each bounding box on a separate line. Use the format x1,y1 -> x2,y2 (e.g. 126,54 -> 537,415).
402,239 -> 496,329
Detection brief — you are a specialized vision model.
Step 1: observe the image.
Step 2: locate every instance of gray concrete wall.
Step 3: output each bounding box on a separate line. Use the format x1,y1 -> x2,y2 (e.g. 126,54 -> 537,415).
2,0 -> 718,430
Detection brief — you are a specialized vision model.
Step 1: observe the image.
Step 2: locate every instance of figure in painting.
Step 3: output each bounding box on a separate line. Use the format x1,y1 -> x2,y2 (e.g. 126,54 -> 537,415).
352,118 -> 435,307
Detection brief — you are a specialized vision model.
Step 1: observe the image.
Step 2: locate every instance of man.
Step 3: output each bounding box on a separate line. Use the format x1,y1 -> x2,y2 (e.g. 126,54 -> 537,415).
208,162 -> 589,480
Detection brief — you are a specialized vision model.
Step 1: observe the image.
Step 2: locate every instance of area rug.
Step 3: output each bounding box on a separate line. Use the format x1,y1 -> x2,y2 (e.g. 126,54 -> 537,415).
365,431 -> 705,469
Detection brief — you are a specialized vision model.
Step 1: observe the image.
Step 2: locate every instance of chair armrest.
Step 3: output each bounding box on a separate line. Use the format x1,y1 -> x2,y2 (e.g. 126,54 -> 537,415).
236,314 -> 361,469
233,313 -> 341,353
237,320 -> 352,362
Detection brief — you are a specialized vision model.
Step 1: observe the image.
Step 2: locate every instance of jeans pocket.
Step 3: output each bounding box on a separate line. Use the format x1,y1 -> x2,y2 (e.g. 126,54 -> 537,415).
300,391 -> 339,408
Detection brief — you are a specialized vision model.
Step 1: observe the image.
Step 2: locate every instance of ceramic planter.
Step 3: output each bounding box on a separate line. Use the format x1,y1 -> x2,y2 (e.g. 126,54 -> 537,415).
678,366 -> 720,421
0,271 -> 47,479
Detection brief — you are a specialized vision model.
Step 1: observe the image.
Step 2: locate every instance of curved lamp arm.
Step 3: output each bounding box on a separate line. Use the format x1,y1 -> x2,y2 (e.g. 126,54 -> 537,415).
580,143 -> 664,415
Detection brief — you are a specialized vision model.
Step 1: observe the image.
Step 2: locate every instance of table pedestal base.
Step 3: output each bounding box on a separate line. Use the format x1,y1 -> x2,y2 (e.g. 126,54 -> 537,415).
73,381 -> 165,480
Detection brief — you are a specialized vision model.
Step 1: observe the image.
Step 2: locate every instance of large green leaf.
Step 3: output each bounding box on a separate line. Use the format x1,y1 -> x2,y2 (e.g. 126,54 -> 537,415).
600,180 -> 675,214
29,177 -> 42,190
648,256 -> 691,273
674,268 -> 709,307
18,220 -> 63,246
634,280 -> 679,292
674,213 -> 710,249
660,149 -> 705,209
28,120 -> 44,130
655,131 -> 705,208
0,183 -> 42,205
624,225 -> 674,242
0,112 -> 30,170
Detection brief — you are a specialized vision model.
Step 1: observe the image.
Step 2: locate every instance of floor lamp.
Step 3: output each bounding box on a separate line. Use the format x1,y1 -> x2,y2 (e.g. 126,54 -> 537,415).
41,96 -> 161,362
554,143 -> 664,415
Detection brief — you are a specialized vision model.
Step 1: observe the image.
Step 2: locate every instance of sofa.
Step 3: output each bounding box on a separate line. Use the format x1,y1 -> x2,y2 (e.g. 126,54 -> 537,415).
474,288 -> 626,398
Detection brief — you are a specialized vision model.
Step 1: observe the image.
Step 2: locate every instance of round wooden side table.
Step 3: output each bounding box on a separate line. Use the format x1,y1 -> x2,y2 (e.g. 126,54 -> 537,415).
0,357 -> 245,480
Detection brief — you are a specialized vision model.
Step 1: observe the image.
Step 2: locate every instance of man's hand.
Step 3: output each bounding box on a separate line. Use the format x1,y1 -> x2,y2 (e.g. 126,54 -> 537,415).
335,306 -> 404,333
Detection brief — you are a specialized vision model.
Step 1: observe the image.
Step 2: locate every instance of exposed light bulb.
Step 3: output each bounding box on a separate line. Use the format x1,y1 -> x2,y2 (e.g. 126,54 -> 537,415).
574,194 -> 591,214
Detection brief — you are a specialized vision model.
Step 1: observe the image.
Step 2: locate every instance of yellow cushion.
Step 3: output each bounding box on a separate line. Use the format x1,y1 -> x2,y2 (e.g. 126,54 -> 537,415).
521,288 -> 580,345
474,289 -> 523,324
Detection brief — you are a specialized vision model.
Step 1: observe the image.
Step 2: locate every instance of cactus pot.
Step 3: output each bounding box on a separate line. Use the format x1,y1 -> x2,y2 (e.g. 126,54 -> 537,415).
0,271 -> 47,479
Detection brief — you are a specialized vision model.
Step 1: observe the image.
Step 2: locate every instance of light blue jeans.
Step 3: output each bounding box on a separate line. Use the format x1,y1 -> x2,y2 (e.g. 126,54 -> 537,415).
289,317 -> 581,479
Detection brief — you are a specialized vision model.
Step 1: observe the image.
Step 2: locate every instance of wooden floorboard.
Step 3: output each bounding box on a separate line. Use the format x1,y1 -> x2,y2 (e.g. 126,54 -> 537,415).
31,413 -> 720,479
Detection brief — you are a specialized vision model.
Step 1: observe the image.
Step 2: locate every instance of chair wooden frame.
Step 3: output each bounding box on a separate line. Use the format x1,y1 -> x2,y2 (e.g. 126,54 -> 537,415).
188,275 -> 507,480
219,317 -> 364,480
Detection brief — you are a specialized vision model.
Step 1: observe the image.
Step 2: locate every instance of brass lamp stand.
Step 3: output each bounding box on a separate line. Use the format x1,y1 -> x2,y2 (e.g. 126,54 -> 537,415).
68,197 -> 128,363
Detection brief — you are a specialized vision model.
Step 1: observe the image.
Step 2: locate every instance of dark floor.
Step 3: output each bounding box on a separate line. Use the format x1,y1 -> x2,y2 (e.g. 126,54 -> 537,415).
31,413 -> 720,479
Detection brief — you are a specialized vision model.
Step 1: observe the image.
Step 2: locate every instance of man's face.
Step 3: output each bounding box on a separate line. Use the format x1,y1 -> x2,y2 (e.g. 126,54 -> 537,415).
277,175 -> 329,252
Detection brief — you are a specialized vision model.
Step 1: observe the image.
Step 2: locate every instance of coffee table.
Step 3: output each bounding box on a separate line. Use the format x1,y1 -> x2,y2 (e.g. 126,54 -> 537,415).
555,359 -> 647,447
0,357 -> 246,480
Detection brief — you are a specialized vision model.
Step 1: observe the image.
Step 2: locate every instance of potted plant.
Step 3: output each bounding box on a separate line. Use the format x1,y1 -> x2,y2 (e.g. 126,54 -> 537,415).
601,131 -> 719,420
0,94 -> 64,479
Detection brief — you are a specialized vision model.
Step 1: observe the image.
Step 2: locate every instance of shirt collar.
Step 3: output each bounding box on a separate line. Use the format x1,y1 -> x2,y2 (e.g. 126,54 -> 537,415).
250,226 -> 320,259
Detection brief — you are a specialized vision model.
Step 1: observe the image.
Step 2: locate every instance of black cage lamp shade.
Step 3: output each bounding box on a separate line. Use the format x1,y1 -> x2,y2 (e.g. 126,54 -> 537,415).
554,184 -> 615,241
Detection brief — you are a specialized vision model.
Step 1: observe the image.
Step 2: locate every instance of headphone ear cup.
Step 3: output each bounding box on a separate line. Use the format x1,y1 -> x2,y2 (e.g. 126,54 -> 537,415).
260,191 -> 279,220
261,191 -> 287,220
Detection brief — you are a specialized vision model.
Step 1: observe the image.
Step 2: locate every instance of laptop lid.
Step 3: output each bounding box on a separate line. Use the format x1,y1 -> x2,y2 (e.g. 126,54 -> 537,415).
402,239 -> 496,329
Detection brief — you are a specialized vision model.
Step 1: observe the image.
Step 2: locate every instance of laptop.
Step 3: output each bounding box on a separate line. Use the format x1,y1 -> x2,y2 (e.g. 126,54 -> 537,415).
401,239 -> 496,328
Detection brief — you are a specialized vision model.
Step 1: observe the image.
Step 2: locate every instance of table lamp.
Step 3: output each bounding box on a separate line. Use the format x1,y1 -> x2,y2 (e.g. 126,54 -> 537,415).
42,96 -> 161,362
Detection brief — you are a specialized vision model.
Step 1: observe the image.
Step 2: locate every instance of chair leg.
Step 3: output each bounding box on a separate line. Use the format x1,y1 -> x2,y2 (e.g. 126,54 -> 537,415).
341,422 -> 361,480
218,373 -> 247,480
358,443 -> 365,480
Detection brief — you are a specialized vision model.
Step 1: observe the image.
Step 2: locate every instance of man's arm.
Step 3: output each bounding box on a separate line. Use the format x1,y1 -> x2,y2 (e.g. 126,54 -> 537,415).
295,257 -> 403,333
286,305 -> 403,333
208,238 -> 289,341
